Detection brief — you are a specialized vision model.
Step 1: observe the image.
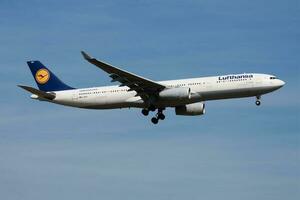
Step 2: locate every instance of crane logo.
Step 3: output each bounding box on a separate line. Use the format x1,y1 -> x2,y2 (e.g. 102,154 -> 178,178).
35,69 -> 50,84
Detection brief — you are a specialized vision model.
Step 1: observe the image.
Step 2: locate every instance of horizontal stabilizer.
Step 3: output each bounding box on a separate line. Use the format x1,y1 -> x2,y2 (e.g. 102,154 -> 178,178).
18,85 -> 56,100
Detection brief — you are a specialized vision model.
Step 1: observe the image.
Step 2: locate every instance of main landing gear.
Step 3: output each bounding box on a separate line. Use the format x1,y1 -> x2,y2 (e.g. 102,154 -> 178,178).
142,107 -> 165,124
141,105 -> 156,116
151,109 -> 165,124
255,96 -> 261,106
142,109 -> 149,116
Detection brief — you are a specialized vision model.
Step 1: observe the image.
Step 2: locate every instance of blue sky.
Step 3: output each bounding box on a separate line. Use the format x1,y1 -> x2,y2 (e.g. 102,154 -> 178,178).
0,0 -> 299,199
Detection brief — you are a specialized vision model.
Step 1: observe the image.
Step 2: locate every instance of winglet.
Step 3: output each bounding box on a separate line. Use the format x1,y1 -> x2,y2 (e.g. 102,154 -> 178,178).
18,85 -> 56,100
81,51 -> 92,60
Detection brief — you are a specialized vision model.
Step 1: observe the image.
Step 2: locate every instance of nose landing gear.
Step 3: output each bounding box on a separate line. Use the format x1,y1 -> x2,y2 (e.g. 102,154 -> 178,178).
255,100 -> 261,106
255,96 -> 261,106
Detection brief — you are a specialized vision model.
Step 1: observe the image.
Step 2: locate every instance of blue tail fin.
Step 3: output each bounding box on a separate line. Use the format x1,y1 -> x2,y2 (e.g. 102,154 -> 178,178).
27,61 -> 74,91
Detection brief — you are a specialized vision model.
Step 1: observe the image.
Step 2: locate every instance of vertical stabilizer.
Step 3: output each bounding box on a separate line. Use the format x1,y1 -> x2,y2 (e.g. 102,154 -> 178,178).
27,61 -> 74,91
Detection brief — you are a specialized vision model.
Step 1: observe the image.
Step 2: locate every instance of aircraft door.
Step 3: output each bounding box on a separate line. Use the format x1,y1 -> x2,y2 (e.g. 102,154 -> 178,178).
72,91 -> 79,101
254,76 -> 263,87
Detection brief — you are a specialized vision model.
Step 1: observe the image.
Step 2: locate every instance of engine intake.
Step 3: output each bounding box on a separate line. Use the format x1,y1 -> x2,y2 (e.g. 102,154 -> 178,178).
159,87 -> 191,100
175,102 -> 205,116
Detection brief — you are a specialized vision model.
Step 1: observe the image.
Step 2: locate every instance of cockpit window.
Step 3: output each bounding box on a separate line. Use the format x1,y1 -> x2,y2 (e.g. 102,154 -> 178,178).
270,77 -> 277,80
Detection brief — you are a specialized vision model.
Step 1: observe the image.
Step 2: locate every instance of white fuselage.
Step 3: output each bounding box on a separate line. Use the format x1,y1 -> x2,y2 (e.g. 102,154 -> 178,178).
38,73 -> 284,109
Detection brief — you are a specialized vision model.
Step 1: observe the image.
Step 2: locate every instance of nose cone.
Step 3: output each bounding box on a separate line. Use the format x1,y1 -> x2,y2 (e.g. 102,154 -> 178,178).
276,79 -> 285,88
279,80 -> 285,87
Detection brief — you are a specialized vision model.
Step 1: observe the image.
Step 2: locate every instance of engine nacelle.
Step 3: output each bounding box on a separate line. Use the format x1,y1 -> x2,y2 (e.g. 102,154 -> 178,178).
175,102 -> 205,116
159,87 -> 191,100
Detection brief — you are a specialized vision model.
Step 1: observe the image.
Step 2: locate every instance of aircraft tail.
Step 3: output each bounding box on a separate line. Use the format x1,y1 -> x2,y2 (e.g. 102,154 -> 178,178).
27,61 -> 74,91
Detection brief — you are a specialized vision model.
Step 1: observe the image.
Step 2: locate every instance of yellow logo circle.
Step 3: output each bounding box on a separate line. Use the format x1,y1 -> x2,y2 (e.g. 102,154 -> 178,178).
35,69 -> 50,84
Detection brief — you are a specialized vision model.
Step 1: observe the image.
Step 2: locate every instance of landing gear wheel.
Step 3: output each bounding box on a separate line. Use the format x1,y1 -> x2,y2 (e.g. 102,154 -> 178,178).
151,117 -> 159,124
255,100 -> 261,106
157,113 -> 165,120
142,109 -> 149,116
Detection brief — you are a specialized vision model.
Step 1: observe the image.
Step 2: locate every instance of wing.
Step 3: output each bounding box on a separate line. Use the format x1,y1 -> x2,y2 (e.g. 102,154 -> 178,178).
81,51 -> 166,100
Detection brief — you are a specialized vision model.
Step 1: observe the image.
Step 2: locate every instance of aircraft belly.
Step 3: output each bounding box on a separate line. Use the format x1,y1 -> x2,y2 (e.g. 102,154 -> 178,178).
201,86 -> 277,100
80,93 -> 144,109
156,93 -> 201,107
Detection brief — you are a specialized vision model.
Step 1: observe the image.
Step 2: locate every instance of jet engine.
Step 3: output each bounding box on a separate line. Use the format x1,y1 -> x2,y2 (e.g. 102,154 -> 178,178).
175,102 -> 205,116
159,87 -> 191,100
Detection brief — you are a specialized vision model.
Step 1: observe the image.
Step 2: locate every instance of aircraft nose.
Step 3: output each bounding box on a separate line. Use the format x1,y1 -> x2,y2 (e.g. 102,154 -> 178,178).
278,80 -> 285,87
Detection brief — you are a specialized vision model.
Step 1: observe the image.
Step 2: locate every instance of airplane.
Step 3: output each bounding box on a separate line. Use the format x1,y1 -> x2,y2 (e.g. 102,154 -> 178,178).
18,51 -> 285,124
